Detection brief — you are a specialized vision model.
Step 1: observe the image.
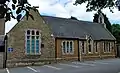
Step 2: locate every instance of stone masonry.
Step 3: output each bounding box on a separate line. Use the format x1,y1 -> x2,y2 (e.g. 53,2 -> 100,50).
7,10 -> 55,62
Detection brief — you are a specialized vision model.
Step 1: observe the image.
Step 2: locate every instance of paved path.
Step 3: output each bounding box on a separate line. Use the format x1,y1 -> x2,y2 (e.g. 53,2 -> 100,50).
1,58 -> 120,73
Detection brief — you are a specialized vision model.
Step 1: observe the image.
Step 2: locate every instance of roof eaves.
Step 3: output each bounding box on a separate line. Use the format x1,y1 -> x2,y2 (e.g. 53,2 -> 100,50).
104,28 -> 116,40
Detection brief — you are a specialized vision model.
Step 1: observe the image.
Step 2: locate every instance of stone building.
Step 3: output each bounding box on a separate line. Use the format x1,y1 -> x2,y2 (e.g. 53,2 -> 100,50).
0,9 -> 117,68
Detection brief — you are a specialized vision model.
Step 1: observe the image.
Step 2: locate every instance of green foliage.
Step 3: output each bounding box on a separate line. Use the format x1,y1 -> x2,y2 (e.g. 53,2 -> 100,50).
112,24 -> 120,43
0,0 -> 38,22
12,0 -> 17,4
93,11 -> 112,32
74,0 -> 115,12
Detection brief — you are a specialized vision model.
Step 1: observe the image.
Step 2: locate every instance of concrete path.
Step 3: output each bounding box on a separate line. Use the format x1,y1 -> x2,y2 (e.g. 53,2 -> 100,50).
0,58 -> 120,73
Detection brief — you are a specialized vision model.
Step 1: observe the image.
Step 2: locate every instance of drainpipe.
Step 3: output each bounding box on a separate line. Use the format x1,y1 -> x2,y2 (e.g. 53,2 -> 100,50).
4,35 -> 8,68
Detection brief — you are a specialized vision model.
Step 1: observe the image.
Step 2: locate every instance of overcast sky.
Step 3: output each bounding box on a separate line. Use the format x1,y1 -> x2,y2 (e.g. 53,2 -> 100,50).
5,0 -> 120,33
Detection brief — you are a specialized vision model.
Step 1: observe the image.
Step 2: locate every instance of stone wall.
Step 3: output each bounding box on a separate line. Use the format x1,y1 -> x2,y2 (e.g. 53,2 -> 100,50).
56,39 -> 79,61
6,10 -> 55,65
7,58 -> 56,68
81,41 -> 116,61
55,39 -> 116,62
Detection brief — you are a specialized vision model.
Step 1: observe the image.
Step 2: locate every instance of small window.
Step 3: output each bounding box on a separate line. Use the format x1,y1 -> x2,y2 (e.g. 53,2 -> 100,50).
36,36 -> 39,40
27,36 -> 30,39
108,42 -> 111,52
32,30 -> 35,35
95,42 -> 98,53
103,41 -> 111,53
27,30 -> 30,35
88,39 -> 91,43
103,42 -> 106,52
88,38 -> 93,54
61,41 -> 74,54
88,45 -> 91,53
32,36 -> 35,39
66,42 -> 69,53
36,31 -> 39,35
70,41 -> 73,53
62,41 -> 66,53
81,41 -> 85,54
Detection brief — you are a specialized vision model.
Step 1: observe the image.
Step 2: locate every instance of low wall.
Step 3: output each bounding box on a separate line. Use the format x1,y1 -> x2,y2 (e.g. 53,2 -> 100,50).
7,58 -> 57,68
82,55 -> 116,61
6,55 -> 116,68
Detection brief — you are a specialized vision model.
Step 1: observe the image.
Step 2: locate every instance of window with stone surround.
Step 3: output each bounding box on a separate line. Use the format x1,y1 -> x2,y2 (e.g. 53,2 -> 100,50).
61,41 -> 74,54
103,41 -> 111,53
88,38 -> 93,54
25,29 -> 41,55
94,42 -> 99,53
81,41 -> 85,54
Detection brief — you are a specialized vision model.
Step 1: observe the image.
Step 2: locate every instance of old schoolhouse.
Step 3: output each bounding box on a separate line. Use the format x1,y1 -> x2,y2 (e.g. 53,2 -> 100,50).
0,9 -> 117,68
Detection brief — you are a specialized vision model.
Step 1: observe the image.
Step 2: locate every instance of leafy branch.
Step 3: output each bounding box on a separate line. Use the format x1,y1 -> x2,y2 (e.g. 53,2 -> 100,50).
0,0 -> 38,22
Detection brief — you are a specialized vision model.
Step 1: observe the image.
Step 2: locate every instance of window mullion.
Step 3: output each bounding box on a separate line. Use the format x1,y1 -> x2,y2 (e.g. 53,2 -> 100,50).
65,41 -> 67,54
69,41 -> 70,54
72,41 -> 74,53
35,30 -> 36,55
25,31 -> 27,54
39,34 -> 41,54
30,30 -> 32,55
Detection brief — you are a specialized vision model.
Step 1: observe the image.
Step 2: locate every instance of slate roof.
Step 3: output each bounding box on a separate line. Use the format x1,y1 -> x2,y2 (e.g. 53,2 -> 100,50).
42,16 -> 116,40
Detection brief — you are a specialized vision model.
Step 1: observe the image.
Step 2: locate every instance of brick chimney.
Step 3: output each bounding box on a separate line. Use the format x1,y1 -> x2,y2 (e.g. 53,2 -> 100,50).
0,18 -> 5,35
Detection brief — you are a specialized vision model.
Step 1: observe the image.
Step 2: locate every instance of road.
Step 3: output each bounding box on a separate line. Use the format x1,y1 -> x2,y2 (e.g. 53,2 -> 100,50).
0,58 -> 120,73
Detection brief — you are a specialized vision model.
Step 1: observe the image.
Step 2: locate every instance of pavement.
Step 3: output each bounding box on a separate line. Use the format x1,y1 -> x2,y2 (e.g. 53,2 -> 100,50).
0,58 -> 120,73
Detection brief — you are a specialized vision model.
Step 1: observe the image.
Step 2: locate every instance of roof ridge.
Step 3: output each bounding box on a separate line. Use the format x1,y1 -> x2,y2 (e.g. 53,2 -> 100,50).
42,15 -> 101,25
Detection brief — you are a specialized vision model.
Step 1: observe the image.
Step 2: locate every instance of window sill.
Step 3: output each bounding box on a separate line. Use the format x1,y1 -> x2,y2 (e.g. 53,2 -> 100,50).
82,53 -> 86,54
88,52 -> 93,54
25,53 -> 41,56
62,53 -> 74,55
103,52 -> 111,54
95,52 -> 98,54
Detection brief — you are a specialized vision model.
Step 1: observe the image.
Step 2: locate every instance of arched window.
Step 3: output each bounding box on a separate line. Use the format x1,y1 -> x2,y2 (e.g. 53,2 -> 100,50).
88,36 -> 93,54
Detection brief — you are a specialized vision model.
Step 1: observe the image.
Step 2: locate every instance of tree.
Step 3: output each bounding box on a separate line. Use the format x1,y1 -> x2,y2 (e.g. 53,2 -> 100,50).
112,24 -> 120,44
93,11 -> 112,32
74,0 -> 116,12
0,0 -> 38,22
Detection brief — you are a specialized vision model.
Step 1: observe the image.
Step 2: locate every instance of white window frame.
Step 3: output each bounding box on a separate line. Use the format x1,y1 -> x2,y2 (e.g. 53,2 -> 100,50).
94,42 -> 98,53
103,41 -> 111,53
88,40 -> 93,54
61,40 -> 74,55
80,41 -> 86,54
25,29 -> 41,55
103,41 -> 107,53
108,42 -> 111,53
110,42 -> 112,52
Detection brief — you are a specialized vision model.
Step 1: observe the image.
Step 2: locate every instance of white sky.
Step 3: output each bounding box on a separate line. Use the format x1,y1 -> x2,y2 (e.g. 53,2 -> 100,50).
5,0 -> 120,33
